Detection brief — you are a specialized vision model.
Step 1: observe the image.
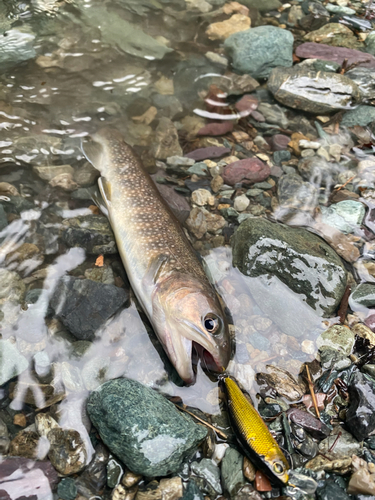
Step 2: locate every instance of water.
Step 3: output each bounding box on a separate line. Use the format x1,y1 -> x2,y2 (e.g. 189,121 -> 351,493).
1,0 -> 375,495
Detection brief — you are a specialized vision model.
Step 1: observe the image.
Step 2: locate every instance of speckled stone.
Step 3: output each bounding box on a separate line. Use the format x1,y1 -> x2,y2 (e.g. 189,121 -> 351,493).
350,283 -> 375,309
221,447 -> 246,496
87,378 -> 207,477
320,200 -> 365,234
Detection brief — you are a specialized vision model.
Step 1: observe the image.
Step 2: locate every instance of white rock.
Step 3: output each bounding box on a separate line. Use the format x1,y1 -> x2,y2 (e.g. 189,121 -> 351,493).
191,188 -> 215,206
211,443 -> 229,465
299,140 -> 321,149
301,339 -> 315,354
234,194 -> 250,212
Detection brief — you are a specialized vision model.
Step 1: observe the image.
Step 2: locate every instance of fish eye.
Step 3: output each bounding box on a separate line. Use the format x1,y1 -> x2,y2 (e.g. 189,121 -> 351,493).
273,462 -> 285,475
204,314 -> 220,334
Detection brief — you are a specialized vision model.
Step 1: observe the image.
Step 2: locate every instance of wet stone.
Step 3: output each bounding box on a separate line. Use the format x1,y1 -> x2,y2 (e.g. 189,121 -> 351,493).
61,215 -> 117,255
287,408 -> 330,440
87,378 -> 207,477
350,283 -> 375,310
318,427 -> 361,459
50,276 -> 129,340
232,217 -> 347,318
268,66 -> 361,114
9,431 -> 42,460
346,371 -> 375,441
223,158 -> 271,186
185,147 -> 231,161
296,42 -> 375,69
57,478 -> 78,500
277,173 -> 317,211
48,428 -> 87,475
221,447 -> 246,496
224,26 -> 293,79
107,457 -> 124,488
316,478 -> 351,500
345,67 -> 375,100
341,105 -> 375,128
152,117 -> 182,160
0,339 -> 29,386
182,480 -> 204,500
190,459 -> 222,494
320,200 -> 365,234
317,324 -> 355,358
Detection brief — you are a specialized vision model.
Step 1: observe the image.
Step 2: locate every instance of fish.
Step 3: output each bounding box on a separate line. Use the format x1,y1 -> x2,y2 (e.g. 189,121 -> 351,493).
81,128 -> 231,384
220,376 -> 289,486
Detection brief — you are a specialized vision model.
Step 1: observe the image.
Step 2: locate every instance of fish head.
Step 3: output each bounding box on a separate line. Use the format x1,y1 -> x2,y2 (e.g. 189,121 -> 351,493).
264,446 -> 290,486
152,274 -> 231,384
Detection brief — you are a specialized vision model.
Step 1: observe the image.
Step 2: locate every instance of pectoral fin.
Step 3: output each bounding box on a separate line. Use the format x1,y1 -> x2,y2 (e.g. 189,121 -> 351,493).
81,137 -> 105,172
143,254 -> 169,289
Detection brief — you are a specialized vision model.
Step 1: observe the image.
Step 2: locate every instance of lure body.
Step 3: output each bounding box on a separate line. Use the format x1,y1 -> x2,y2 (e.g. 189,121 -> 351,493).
222,377 -> 289,486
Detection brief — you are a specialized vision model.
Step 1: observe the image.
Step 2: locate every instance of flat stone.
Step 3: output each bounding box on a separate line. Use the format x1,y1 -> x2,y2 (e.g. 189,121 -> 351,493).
345,67 -> 375,100
240,0 -> 282,13
87,378 -> 207,477
268,66 -> 361,114
221,447 -> 246,496
296,42 -> 375,69
48,428 -> 87,475
166,156 -> 195,167
185,147 -> 231,161
190,459 -> 222,494
304,23 -> 363,50
73,162 -> 99,186
347,372 -> 375,441
50,276 -> 129,340
320,200 -> 365,234
318,427 -> 361,459
33,164 -> 74,181
223,158 -> 270,185
197,121 -> 234,136
224,26 -> 293,79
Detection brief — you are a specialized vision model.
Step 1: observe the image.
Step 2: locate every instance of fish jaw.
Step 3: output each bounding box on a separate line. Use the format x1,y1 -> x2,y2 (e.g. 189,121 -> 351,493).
151,274 -> 231,384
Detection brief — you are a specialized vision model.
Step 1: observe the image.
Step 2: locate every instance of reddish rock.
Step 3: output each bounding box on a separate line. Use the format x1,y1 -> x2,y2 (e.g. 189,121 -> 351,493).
250,110 -> 266,122
365,312 -> 375,332
223,158 -> 271,185
235,95 -> 259,116
296,42 -> 375,68
197,121 -> 234,136
267,134 -> 290,151
0,457 -> 58,500
185,146 -> 231,161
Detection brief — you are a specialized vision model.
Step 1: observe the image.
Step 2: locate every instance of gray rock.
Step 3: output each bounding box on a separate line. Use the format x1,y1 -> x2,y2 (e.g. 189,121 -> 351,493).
240,0 -> 281,12
57,478 -> 78,500
33,165 -> 74,181
221,447 -> 246,496
341,105 -> 375,128
268,66 -> 361,113
61,215 -> 117,255
224,26 -> 294,79
190,459 -> 222,494
73,162 -> 99,187
277,173 -> 318,211
0,204 -> 7,231
316,325 -> 355,369
350,283 -> 375,310
151,94 -> 183,119
232,217 -> 347,318
318,427 -> 361,459
0,339 -> 29,386
50,276 -> 129,340
345,67 -> 375,100
347,371 -> 375,441
365,31 -> 375,56
0,416 -> 10,454
316,480 -> 351,500
257,103 -> 289,129
87,378 -> 207,477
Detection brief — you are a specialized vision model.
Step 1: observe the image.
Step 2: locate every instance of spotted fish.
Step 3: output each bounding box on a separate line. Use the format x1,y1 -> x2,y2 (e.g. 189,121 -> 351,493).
81,128 -> 231,384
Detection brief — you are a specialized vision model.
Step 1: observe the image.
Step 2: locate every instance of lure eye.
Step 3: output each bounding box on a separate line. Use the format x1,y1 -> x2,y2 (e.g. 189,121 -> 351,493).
273,462 -> 285,475
204,314 -> 220,334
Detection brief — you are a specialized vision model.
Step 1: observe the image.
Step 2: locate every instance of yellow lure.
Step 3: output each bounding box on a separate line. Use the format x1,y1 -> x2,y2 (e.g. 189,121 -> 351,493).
222,377 -> 289,486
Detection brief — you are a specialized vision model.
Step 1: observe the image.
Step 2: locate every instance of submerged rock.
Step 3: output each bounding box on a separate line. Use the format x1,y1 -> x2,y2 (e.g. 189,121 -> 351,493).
268,66 -> 361,114
224,26 -> 293,78
87,378 -> 207,477
152,117 -> 182,160
296,42 -> 375,68
346,371 -> 375,441
232,218 -> 347,318
221,447 -> 246,496
0,339 -> 29,386
350,283 -> 375,310
222,158 -> 270,185
61,215 -> 117,255
190,459 -> 222,494
341,105 -> 375,128
48,428 -> 87,475
50,276 -> 129,340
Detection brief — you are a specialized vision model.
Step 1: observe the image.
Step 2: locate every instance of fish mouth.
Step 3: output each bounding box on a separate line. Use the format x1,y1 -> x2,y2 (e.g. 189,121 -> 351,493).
192,342 -> 223,374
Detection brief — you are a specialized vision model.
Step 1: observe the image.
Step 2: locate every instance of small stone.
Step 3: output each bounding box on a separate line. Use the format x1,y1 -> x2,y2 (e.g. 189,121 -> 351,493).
0,182 -> 19,196
197,121 -> 234,136
221,447 -> 246,496
0,417 -> 10,454
299,140 -> 321,150
350,283 -> 375,309
190,459 -> 222,494
318,427 -> 361,459
233,194 -> 250,212
296,41 -> 375,69
205,51 -> 228,67
348,466 -> 375,495
159,477 -> 183,500
316,325 -> 355,357
243,457 -> 256,482
152,118 -> 182,160
346,371 -> 375,441
167,156 -> 195,167
352,323 -> 375,346
268,134 -> 290,151
211,175 -> 224,193
49,172 -> 78,191
0,339 -> 29,386
13,414 -> 27,427
224,26 -> 293,79
301,339 -> 315,354
256,365 -> 305,401
223,158 -> 270,186
186,207 -> 207,239
73,162 -> 99,186
154,76 -> 174,95
122,470 -> 143,488
107,457 -> 124,488
57,478 -> 78,500
342,105 -> 375,128
191,189 -> 214,206
35,413 -> 59,437
61,215 -> 116,255
33,164 -> 74,181
304,23 -> 362,49
9,431 -> 42,459
185,147 -> 231,161
48,428 -> 87,475
206,14 -> 251,41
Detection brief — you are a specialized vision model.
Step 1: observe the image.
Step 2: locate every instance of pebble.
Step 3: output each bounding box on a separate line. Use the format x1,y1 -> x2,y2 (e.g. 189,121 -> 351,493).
190,459 -> 222,494
350,283 -> 375,310
49,173 -> 78,191
233,194 -> 250,212
48,428 -> 87,475
206,14 -> 251,41
61,215 -> 117,255
57,478 -> 78,500
221,447 -> 246,496
167,156 -> 195,167
186,147 -> 231,161
9,431 -> 42,460
256,365 -> 305,401
73,161 -> 99,186
205,51 -> 228,67
318,427 -> 361,459
152,118 -> 182,160
33,164 -> 74,181
223,158 -> 270,186
191,188 -> 215,206
346,371 -> 375,441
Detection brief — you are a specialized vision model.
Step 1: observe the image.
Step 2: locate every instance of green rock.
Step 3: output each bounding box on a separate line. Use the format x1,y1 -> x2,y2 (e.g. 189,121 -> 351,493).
232,218 -> 347,319
0,340 -> 29,386
187,162 -> 208,176
316,325 -> 355,370
57,478 -> 77,500
310,59 -> 341,72
365,31 -> 375,56
224,26 -> 293,79
350,283 -> 375,309
190,459 -> 222,494
273,150 -> 291,165
252,181 -> 273,190
87,378 -> 207,477
107,457 -> 123,488
325,3 -> 356,14
341,105 -> 375,127
221,447 -> 246,496
182,480 -> 204,500
240,0 -> 282,12
320,200 -> 365,234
